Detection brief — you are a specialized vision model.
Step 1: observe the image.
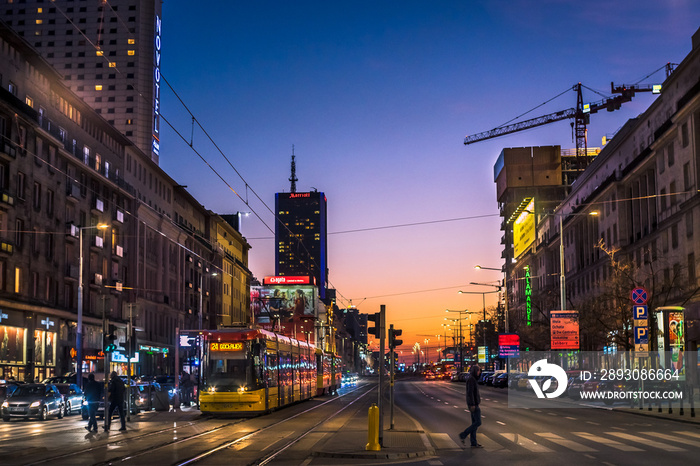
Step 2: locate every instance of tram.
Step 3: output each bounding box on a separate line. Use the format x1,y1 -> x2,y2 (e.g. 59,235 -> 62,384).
198,328 -> 340,415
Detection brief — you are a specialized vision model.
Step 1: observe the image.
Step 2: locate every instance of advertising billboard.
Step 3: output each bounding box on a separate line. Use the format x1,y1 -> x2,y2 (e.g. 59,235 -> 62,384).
251,285 -> 316,326
513,198 -> 535,259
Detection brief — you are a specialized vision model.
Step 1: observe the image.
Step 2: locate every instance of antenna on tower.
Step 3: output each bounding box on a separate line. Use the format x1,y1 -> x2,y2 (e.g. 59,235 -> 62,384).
289,145 -> 298,193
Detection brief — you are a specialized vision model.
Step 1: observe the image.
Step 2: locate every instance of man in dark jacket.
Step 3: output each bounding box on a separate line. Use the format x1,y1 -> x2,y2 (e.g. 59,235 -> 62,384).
104,371 -> 126,432
458,364 -> 483,447
83,372 -> 101,432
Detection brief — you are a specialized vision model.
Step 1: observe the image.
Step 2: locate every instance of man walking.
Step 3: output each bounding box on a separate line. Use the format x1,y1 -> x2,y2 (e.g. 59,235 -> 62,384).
104,371 -> 126,432
83,372 -> 101,432
458,364 -> 483,448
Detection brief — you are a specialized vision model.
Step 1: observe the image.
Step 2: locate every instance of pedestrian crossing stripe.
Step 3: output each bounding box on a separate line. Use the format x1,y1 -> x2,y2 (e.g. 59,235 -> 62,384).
534,432 -> 596,452
607,432 -> 685,451
649,432 -> 700,448
500,433 -> 553,452
573,432 -> 642,451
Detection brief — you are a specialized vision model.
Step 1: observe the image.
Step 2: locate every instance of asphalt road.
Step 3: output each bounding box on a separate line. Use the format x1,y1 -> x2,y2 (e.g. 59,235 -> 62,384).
396,379 -> 700,466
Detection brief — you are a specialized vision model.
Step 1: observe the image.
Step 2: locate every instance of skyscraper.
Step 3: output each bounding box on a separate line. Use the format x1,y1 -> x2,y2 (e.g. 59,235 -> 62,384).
275,191 -> 328,299
4,0 -> 163,163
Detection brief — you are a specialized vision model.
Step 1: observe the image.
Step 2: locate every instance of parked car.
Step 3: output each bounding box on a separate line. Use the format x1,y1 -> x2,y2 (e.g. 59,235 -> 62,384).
55,383 -> 84,416
493,373 -> 509,388
508,373 -> 523,389
477,371 -> 493,385
81,384 -> 143,420
0,380 -> 24,400
2,383 -> 64,421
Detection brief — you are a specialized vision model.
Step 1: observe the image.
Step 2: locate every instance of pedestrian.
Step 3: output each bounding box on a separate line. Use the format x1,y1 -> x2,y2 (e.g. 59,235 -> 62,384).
104,371 -> 126,432
458,364 -> 483,448
83,372 -> 102,433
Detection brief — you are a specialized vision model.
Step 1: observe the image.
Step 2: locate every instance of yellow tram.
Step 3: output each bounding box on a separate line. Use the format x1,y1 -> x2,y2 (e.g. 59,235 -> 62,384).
199,328 -> 340,415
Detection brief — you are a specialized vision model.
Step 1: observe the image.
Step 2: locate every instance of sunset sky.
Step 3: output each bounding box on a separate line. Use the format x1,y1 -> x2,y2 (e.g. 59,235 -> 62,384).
158,1 -> 700,362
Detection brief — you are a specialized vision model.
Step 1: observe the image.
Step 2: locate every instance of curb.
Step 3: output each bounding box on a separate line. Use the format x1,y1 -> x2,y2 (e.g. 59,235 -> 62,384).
312,449 -> 436,460
613,406 -> 700,425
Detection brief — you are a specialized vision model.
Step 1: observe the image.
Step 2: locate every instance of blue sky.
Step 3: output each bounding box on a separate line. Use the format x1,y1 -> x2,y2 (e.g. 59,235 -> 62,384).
159,1 -> 700,349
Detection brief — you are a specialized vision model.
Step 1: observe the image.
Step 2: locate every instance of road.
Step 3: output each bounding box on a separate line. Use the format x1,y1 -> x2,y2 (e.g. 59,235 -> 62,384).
1,379 -> 699,465
397,378 -> 700,466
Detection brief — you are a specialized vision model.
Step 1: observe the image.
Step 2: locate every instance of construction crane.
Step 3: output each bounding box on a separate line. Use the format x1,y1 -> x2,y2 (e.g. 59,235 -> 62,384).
464,81 -> 662,174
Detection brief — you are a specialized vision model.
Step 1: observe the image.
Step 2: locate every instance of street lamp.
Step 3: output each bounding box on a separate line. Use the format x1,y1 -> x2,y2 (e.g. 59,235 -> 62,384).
445,309 -> 479,372
77,223 -> 109,389
459,288 -> 499,364
475,265 -> 508,333
555,210 -> 599,311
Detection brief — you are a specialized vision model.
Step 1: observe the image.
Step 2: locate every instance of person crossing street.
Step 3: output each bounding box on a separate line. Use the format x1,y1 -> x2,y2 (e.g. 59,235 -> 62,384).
104,371 -> 126,432
458,364 -> 483,448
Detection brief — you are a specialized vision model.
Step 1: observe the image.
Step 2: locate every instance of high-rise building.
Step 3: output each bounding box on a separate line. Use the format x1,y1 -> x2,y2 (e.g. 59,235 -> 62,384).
4,0 -> 163,164
275,191 -> 328,299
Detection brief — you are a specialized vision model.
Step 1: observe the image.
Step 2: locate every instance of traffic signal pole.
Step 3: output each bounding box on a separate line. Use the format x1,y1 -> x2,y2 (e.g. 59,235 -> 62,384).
378,305 -> 386,447
389,324 -> 395,430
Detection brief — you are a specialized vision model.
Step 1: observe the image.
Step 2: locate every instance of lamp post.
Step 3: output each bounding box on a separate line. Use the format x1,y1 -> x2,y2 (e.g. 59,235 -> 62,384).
458,289 -> 498,366
77,223 -> 108,389
555,210 -> 599,311
445,310 -> 479,372
475,265 -> 508,333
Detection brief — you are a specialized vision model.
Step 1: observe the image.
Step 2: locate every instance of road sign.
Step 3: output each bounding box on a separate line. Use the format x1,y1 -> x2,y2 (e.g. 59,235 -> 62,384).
498,333 -> 520,358
631,287 -> 648,305
634,326 -> 649,344
633,305 -> 648,320
550,310 -> 580,349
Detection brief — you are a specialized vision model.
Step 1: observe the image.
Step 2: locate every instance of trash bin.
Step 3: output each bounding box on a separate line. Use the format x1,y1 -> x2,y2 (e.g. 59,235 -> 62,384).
153,390 -> 169,411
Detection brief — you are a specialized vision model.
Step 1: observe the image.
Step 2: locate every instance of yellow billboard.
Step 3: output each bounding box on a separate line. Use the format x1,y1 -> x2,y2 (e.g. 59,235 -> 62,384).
513,198 -> 535,258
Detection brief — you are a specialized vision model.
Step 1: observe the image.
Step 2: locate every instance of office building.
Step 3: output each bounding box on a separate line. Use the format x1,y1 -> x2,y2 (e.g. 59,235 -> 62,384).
4,0 -> 163,163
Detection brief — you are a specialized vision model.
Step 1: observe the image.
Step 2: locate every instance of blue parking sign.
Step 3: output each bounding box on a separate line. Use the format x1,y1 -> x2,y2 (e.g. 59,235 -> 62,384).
633,305 -> 648,320
634,326 -> 649,344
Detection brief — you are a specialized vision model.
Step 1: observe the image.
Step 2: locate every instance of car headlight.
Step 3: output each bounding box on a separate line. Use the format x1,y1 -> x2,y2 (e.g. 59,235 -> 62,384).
30,401 -> 41,408
82,400 -> 88,406
1,401 -> 8,408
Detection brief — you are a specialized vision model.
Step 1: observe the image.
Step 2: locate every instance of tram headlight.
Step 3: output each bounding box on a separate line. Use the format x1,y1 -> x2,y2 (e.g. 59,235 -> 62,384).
237,386 -> 247,393
207,386 -> 217,393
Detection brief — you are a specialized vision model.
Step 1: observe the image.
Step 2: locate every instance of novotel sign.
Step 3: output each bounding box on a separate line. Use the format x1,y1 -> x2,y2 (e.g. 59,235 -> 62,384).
263,276 -> 313,285
152,15 -> 162,158
210,342 -> 244,351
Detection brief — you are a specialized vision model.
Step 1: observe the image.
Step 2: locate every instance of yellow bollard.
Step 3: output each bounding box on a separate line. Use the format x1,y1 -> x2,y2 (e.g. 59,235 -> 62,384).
366,403 -> 381,451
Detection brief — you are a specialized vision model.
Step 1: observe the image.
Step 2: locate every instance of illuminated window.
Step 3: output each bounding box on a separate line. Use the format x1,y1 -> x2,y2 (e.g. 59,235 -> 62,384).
36,19 -> 43,24
38,8 -> 43,13
25,96 -> 34,108
128,39 -> 135,44
127,50 -> 135,56
15,267 -> 21,294
109,62 -> 116,67
96,50 -> 104,56
95,85 -> 103,91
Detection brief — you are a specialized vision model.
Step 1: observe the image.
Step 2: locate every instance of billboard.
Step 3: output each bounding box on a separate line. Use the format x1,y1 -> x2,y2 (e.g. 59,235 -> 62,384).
513,198 -> 535,259
498,333 -> 520,358
550,310 -> 580,349
251,285 -> 316,325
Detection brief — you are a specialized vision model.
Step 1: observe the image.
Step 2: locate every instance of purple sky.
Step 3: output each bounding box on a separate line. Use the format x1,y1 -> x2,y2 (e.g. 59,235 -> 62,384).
159,1 -> 700,356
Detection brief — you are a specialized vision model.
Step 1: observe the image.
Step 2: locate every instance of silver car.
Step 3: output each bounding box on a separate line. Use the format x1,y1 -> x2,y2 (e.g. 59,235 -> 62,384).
55,383 -> 83,416
2,383 -> 65,421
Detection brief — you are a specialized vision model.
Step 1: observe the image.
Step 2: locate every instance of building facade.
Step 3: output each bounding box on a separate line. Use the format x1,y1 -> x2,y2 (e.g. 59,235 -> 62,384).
4,0 -> 163,163
506,28 -> 700,352
275,191 -> 328,299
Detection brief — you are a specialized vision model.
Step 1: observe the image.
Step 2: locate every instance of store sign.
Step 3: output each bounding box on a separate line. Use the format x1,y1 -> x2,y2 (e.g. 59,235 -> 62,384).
210,342 -> 243,351
478,346 -> 488,363
498,333 -> 520,358
139,344 -> 169,354
263,276 -> 312,285
152,15 -> 162,158
513,198 -> 535,259
111,352 -> 140,363
550,310 -> 580,349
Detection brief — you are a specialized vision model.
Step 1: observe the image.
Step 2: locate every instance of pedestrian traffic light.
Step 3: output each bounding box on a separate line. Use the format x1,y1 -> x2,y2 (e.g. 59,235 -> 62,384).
367,312 -> 381,338
103,324 -> 117,352
388,328 -> 403,348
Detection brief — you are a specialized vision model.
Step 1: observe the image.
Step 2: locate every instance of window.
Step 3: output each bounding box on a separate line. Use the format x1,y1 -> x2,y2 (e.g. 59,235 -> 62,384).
32,227 -> 40,254
667,143 -> 675,167
15,219 -> 24,249
17,172 -> 26,200
660,188 -> 667,210
14,267 -> 21,294
671,224 -> 678,249
33,182 -> 41,210
83,146 -> 90,165
687,211 -> 694,238
670,181 -> 677,205
689,253 -> 696,286
46,189 -> 54,217
25,95 -> 34,108
95,153 -> 101,172
684,162 -> 691,190
681,123 -> 689,148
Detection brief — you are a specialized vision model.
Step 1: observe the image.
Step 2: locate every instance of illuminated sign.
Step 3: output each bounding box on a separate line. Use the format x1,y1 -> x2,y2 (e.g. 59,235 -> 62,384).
210,342 -> 244,351
513,198 -> 535,258
111,352 -> 140,363
152,15 -> 161,158
478,346 -> 488,363
525,267 -> 532,326
263,276 -> 312,285
498,333 -> 520,358
288,193 -> 311,199
550,310 -> 579,349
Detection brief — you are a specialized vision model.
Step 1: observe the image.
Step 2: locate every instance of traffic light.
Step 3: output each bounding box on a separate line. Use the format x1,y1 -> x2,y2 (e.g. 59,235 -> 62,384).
388,328 -> 403,348
103,324 -> 117,352
367,312 -> 381,338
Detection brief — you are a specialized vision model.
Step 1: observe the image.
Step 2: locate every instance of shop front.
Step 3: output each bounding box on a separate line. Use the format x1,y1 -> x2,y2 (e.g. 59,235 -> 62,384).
0,309 -> 26,381
32,314 -> 59,382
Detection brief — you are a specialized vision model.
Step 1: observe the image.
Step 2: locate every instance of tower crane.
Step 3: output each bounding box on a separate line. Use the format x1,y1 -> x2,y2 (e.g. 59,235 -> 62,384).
464,81 -> 662,173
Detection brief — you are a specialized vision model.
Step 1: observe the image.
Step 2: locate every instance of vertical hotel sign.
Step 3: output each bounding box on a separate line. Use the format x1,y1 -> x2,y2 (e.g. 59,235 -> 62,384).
152,15 -> 162,158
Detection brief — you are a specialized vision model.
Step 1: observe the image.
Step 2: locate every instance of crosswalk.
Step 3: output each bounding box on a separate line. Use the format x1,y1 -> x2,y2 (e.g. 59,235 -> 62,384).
430,430 -> 700,453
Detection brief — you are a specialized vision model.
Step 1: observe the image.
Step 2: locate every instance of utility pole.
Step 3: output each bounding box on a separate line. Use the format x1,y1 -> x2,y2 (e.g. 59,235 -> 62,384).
126,303 -> 134,422
378,305 -> 386,446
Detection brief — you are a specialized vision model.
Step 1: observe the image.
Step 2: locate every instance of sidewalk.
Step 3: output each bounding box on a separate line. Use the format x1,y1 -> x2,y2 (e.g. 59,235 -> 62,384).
311,395 -> 435,460
614,396 -> 700,425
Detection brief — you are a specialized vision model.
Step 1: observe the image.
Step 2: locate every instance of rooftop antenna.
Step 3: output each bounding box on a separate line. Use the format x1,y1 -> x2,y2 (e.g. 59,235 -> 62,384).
289,145 -> 298,193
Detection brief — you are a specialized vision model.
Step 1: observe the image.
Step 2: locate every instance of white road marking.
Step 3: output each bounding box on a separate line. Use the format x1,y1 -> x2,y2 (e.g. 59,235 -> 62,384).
535,432 -> 597,452
676,431 -> 700,439
565,416 -> 577,420
645,432 -> 700,448
500,433 -> 553,452
496,421 -> 506,426
573,432 -> 642,451
607,432 -> 685,451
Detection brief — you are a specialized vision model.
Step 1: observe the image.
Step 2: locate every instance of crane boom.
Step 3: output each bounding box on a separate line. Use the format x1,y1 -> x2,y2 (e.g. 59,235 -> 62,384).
464,108 -> 576,145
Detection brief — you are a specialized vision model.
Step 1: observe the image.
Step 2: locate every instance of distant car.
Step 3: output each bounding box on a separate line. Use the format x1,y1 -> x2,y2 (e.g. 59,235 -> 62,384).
477,371 -> 493,385
508,373 -> 523,389
493,373 -> 508,388
425,372 -> 436,380
55,383 -> 84,416
566,376 -> 586,399
2,383 -> 64,421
